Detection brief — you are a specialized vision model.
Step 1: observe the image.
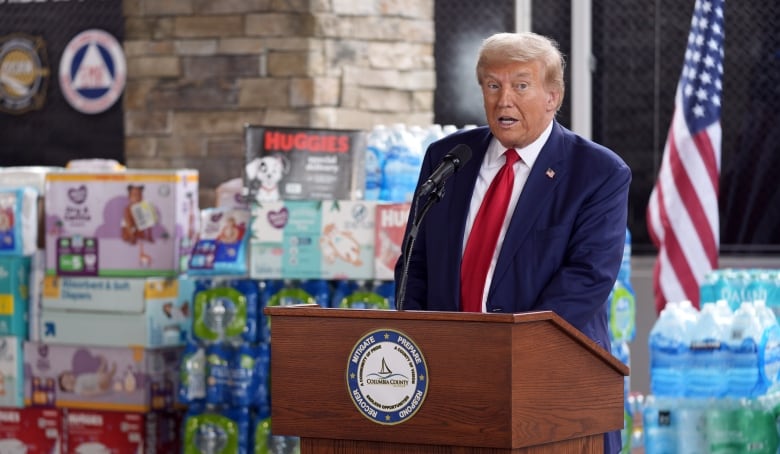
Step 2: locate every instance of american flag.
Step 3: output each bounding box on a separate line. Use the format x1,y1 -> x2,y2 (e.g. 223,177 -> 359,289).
647,0 -> 724,313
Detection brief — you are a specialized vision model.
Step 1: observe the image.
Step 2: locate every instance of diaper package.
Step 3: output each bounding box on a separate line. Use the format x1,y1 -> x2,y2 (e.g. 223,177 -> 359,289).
63,408 -> 183,454
0,187 -> 38,256
0,407 -> 61,453
0,255 -> 30,338
24,342 -> 183,412
188,207 -> 250,276
44,169 -> 199,277
250,200 -> 376,280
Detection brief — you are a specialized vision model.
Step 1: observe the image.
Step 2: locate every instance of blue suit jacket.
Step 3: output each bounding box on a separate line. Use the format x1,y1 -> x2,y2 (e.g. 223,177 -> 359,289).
395,122 -> 631,453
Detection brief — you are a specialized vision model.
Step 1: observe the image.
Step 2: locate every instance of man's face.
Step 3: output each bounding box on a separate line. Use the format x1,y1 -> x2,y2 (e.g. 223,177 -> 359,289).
480,59 -> 559,150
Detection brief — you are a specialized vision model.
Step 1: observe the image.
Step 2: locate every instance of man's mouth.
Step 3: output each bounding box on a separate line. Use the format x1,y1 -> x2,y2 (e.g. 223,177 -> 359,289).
498,116 -> 517,126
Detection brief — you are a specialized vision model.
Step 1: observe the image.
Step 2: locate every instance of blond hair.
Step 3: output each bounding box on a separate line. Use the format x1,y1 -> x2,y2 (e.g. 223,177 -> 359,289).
476,32 -> 566,110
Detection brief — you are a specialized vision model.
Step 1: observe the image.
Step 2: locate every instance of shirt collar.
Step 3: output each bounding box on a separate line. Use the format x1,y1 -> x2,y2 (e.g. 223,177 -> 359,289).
487,120 -> 554,170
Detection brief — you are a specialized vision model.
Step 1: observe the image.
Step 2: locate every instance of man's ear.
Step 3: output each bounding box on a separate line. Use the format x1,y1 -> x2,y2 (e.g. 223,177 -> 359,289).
547,89 -> 560,111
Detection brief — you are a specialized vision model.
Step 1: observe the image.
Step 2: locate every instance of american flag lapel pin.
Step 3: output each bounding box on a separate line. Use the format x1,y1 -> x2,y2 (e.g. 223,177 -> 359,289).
546,168 -> 555,179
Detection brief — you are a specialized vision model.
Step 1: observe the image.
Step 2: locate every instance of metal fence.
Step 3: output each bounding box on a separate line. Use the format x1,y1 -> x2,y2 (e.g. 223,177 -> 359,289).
434,0 -> 780,254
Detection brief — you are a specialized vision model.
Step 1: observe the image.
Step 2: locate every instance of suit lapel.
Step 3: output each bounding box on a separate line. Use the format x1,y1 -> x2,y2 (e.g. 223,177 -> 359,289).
445,129 -> 493,305
489,122 -> 568,296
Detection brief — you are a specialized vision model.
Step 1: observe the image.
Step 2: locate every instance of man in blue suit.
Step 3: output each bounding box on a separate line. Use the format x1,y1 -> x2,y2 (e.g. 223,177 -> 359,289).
395,32 -> 630,454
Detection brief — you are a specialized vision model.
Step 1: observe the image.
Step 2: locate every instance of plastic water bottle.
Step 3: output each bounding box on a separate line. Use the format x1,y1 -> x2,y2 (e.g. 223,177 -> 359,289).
699,269 -> 723,306
619,227 -> 631,283
675,397 -> 708,454
420,124 -> 444,153
442,124 -> 458,136
768,270 -> 780,318
643,395 -> 677,454
364,125 -> 389,201
704,398 -> 740,453
380,124 -> 422,202
728,302 -> 763,398
746,270 -> 770,304
608,279 -> 636,343
611,342 -> 632,451
687,303 -> 729,398
648,303 -> 689,397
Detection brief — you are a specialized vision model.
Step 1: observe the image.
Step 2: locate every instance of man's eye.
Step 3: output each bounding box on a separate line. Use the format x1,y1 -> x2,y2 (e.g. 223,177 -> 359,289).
517,83 -> 528,90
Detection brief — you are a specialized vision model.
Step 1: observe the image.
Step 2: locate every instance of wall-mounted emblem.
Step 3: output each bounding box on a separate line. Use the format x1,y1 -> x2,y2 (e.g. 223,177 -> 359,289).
0,33 -> 49,114
59,29 -> 125,115
347,329 -> 429,425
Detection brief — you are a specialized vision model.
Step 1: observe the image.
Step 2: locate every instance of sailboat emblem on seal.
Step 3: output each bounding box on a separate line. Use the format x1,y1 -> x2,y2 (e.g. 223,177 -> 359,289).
379,358 -> 392,375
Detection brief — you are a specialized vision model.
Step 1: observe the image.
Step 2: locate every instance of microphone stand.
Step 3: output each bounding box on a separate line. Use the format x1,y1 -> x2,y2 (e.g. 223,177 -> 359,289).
396,183 -> 446,311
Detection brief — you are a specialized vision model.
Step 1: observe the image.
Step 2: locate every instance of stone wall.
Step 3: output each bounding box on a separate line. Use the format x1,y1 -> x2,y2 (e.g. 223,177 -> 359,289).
122,0 -> 435,206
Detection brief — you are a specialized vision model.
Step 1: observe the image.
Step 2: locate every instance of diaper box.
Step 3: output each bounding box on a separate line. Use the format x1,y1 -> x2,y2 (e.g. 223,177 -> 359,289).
0,187 -> 39,257
0,256 -> 30,338
374,202 -> 411,280
244,125 -> 366,203
63,408 -> 183,454
24,342 -> 183,412
0,166 -> 63,251
319,200 -> 375,279
249,200 -> 375,279
0,337 -> 23,408
40,276 -> 195,347
44,169 -> 199,278
0,407 -> 61,453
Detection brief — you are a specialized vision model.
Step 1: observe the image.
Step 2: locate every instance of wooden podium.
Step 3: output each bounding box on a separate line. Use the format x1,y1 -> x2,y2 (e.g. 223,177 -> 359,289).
265,306 -> 629,453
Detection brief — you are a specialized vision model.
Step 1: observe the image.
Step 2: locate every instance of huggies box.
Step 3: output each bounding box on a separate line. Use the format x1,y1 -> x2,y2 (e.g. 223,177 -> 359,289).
24,342 -> 183,412
44,170 -> 199,278
244,125 -> 366,203
0,407 -> 61,453
40,276 -> 195,347
374,202 -> 411,280
64,408 -> 182,454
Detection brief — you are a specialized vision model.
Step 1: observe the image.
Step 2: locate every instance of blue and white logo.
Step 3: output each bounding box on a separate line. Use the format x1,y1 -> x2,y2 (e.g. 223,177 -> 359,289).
59,29 -> 126,114
347,329 -> 428,425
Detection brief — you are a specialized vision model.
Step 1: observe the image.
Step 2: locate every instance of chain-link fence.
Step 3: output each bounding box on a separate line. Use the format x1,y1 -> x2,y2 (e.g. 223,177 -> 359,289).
434,0 -> 780,254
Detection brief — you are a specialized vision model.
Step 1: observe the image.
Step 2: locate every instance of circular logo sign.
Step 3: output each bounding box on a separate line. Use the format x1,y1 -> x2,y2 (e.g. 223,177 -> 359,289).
59,29 -> 126,114
347,329 -> 428,425
0,34 -> 49,114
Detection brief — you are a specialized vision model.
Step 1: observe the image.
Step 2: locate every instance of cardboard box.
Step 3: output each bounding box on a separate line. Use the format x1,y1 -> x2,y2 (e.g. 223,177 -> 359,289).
0,337 -> 23,408
374,202 -> 411,280
249,200 -> 375,279
24,342 -> 182,412
44,170 -> 199,277
64,408 -> 182,454
40,276 -> 194,347
244,125 -> 366,202
0,256 -> 30,338
0,407 -> 61,453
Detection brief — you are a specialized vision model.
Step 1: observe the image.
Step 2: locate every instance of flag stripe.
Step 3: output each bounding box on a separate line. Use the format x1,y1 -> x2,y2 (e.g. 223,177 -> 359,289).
647,0 -> 724,312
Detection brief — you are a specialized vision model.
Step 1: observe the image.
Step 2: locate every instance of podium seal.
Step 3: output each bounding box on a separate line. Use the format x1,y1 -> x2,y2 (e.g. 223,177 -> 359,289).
347,329 -> 428,425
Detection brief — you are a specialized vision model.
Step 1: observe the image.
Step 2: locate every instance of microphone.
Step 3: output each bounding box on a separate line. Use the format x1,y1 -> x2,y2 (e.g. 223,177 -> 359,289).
396,144 -> 472,311
418,144 -> 472,197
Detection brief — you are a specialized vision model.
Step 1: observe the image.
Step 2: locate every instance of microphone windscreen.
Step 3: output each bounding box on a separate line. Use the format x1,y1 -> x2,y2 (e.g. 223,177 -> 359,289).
448,144 -> 472,168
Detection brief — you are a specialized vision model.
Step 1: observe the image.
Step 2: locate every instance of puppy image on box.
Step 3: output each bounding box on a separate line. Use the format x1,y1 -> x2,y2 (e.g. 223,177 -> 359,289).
245,155 -> 287,203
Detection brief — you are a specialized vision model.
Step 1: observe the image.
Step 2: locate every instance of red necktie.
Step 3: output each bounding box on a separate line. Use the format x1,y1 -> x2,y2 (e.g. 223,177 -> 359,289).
460,149 -> 520,312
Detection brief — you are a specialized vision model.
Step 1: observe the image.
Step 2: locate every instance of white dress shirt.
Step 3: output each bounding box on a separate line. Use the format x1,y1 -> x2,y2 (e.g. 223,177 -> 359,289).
461,121 -> 554,311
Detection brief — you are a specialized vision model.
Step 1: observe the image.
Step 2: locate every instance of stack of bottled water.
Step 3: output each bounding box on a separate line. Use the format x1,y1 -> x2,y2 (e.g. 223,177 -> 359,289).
366,123 -> 473,202
379,123 -> 424,202
645,295 -> 780,453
